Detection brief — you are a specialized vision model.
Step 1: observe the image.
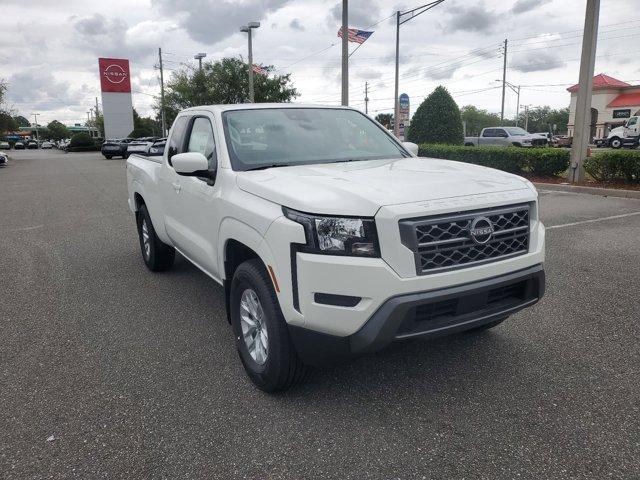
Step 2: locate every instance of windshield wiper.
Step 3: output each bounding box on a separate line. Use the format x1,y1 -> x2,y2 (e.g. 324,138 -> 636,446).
245,163 -> 294,171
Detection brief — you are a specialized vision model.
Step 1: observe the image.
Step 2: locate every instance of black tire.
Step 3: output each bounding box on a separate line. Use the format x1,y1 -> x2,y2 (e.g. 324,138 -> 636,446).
230,259 -> 310,392
465,317 -> 507,333
124,153 -> 130,159
136,204 -> 175,271
512,142 -> 522,147
464,143 -> 475,147
609,137 -> 622,149
104,155 -> 113,159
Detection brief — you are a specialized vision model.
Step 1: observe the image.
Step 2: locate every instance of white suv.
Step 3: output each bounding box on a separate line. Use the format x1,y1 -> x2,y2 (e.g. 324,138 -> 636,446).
127,104 -> 545,391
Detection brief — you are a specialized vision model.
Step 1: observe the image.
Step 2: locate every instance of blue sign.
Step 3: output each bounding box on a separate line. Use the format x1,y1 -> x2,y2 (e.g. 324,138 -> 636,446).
399,93 -> 410,108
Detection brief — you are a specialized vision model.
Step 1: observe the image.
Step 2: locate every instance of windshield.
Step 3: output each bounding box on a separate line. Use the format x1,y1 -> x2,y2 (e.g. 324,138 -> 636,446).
222,108 -> 409,171
503,127 -> 529,136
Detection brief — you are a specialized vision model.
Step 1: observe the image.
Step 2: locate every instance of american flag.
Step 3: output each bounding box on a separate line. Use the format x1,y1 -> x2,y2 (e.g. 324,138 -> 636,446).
252,64 -> 268,75
337,27 -> 374,44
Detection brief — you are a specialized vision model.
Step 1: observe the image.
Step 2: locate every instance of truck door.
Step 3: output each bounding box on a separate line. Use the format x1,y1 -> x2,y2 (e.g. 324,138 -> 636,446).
625,116 -> 639,137
160,114 -> 221,277
481,128 -> 495,146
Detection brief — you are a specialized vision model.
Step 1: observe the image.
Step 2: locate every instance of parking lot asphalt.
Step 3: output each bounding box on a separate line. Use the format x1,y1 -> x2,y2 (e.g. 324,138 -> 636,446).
1,150 -> 639,480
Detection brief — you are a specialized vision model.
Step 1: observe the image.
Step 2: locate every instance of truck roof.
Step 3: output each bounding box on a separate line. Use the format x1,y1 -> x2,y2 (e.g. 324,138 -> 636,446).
178,103 -> 354,114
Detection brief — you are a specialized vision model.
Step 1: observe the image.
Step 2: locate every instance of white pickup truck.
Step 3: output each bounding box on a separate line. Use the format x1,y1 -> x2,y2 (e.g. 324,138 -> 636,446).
127,104 -> 545,392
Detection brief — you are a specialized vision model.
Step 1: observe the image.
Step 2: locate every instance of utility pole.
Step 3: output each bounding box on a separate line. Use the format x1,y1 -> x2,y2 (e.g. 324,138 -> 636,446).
95,97 -> 102,137
341,0 -> 349,106
500,38 -> 508,125
570,0 -> 600,183
240,22 -> 260,102
393,1 -> 445,137
524,105 -> 530,131
33,113 -> 39,144
364,82 -> 369,114
393,10 -> 400,134
515,84 -> 520,126
158,47 -> 167,136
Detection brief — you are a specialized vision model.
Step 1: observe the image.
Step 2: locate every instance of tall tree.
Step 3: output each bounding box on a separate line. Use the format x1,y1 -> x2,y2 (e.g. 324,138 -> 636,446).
0,112 -> 18,134
159,57 -> 298,126
129,108 -> 161,138
13,115 -> 30,127
517,106 -> 569,134
47,120 -> 70,141
375,113 -> 393,129
407,86 -> 463,145
460,105 -> 501,136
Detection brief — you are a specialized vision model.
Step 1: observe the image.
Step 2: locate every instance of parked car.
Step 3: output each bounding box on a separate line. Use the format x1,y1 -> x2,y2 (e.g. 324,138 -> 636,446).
41,141 -> 53,149
553,135 -> 572,148
101,138 -> 132,159
126,104 -> 546,392
14,142 -> 25,150
126,138 -> 156,157
147,138 -> 166,156
0,141 -> 10,150
465,127 -> 547,147
27,140 -> 38,149
0,151 -> 7,167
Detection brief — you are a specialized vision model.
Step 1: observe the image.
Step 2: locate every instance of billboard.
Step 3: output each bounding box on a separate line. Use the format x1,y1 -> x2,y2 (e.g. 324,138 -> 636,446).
399,93 -> 410,123
99,58 -> 134,139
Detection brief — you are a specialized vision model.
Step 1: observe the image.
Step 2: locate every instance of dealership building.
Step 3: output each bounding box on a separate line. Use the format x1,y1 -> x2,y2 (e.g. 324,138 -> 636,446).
567,73 -> 640,140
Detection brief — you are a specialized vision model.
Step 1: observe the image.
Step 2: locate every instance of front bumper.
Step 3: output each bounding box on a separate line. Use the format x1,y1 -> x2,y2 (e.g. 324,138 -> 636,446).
289,264 -> 545,366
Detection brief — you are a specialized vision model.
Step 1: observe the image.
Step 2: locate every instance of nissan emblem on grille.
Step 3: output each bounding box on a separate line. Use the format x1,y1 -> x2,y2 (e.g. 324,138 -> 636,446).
398,204 -> 531,275
469,217 -> 494,245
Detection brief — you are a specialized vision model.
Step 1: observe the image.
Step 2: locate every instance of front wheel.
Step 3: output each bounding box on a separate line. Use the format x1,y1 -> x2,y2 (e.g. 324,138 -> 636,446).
136,205 -> 175,271
230,259 -> 310,392
609,137 -> 622,149
104,155 -> 113,159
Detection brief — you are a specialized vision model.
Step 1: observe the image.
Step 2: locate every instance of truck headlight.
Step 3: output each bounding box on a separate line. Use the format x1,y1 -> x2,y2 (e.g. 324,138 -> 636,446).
283,207 -> 380,257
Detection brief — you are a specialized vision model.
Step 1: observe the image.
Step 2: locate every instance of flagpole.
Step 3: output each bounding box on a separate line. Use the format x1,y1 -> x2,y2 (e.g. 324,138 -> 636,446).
341,0 -> 349,106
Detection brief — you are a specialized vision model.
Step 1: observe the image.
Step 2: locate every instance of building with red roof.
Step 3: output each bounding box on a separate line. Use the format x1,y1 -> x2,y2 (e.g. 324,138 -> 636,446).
567,73 -> 640,139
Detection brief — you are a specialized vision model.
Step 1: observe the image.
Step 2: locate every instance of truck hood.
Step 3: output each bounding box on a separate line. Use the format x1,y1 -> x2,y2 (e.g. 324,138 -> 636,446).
236,157 -> 531,216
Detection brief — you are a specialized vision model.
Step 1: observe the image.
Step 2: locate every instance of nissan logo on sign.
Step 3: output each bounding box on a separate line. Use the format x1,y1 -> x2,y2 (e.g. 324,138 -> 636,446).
103,64 -> 127,84
99,58 -> 131,93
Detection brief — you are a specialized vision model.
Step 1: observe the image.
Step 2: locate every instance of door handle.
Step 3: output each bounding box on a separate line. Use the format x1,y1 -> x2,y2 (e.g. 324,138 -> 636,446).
171,181 -> 181,193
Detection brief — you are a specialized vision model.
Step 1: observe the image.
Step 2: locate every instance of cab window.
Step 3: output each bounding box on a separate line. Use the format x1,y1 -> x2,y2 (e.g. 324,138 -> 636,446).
187,117 -> 217,170
482,129 -> 495,137
167,116 -> 189,162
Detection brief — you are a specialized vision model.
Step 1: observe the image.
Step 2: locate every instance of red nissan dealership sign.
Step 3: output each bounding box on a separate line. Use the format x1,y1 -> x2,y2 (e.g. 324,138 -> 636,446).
98,58 -> 131,93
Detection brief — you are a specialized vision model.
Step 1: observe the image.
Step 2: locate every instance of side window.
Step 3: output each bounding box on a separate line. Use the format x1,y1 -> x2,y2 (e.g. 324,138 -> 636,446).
495,129 -> 507,137
482,129 -> 495,137
167,116 -> 189,162
627,117 -> 637,126
187,117 -> 217,170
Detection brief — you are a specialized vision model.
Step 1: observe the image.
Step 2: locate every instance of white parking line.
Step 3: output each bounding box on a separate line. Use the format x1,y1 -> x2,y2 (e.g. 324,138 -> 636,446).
546,211 -> 640,230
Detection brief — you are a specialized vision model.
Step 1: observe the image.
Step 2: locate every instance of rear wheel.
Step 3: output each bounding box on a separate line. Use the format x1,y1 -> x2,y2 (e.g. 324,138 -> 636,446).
104,155 -> 113,159
136,205 -> 175,271
230,259 -> 310,392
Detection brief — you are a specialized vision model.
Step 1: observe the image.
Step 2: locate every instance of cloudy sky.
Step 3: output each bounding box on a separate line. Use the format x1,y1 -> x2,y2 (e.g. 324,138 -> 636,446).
1,0 -> 638,126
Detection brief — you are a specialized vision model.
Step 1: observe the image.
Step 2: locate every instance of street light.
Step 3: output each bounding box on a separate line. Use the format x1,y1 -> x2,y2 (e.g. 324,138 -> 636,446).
194,52 -> 207,71
495,79 -> 520,126
32,113 -> 40,144
393,1 -> 445,138
240,21 -> 260,103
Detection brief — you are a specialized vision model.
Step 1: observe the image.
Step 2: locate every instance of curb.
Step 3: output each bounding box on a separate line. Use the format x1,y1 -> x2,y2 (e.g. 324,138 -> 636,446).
534,182 -> 640,200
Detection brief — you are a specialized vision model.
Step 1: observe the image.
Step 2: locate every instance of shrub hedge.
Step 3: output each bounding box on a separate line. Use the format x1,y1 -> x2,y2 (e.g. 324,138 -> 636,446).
68,132 -> 99,152
585,151 -> 640,183
417,144 -> 570,177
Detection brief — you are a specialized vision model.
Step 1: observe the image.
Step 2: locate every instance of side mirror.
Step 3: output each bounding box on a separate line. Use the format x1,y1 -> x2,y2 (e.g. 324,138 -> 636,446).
172,152 -> 209,173
402,141 -> 419,156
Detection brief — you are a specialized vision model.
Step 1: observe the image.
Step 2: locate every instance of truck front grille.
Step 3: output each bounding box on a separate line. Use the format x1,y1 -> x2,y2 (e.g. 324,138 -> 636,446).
399,204 -> 530,275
